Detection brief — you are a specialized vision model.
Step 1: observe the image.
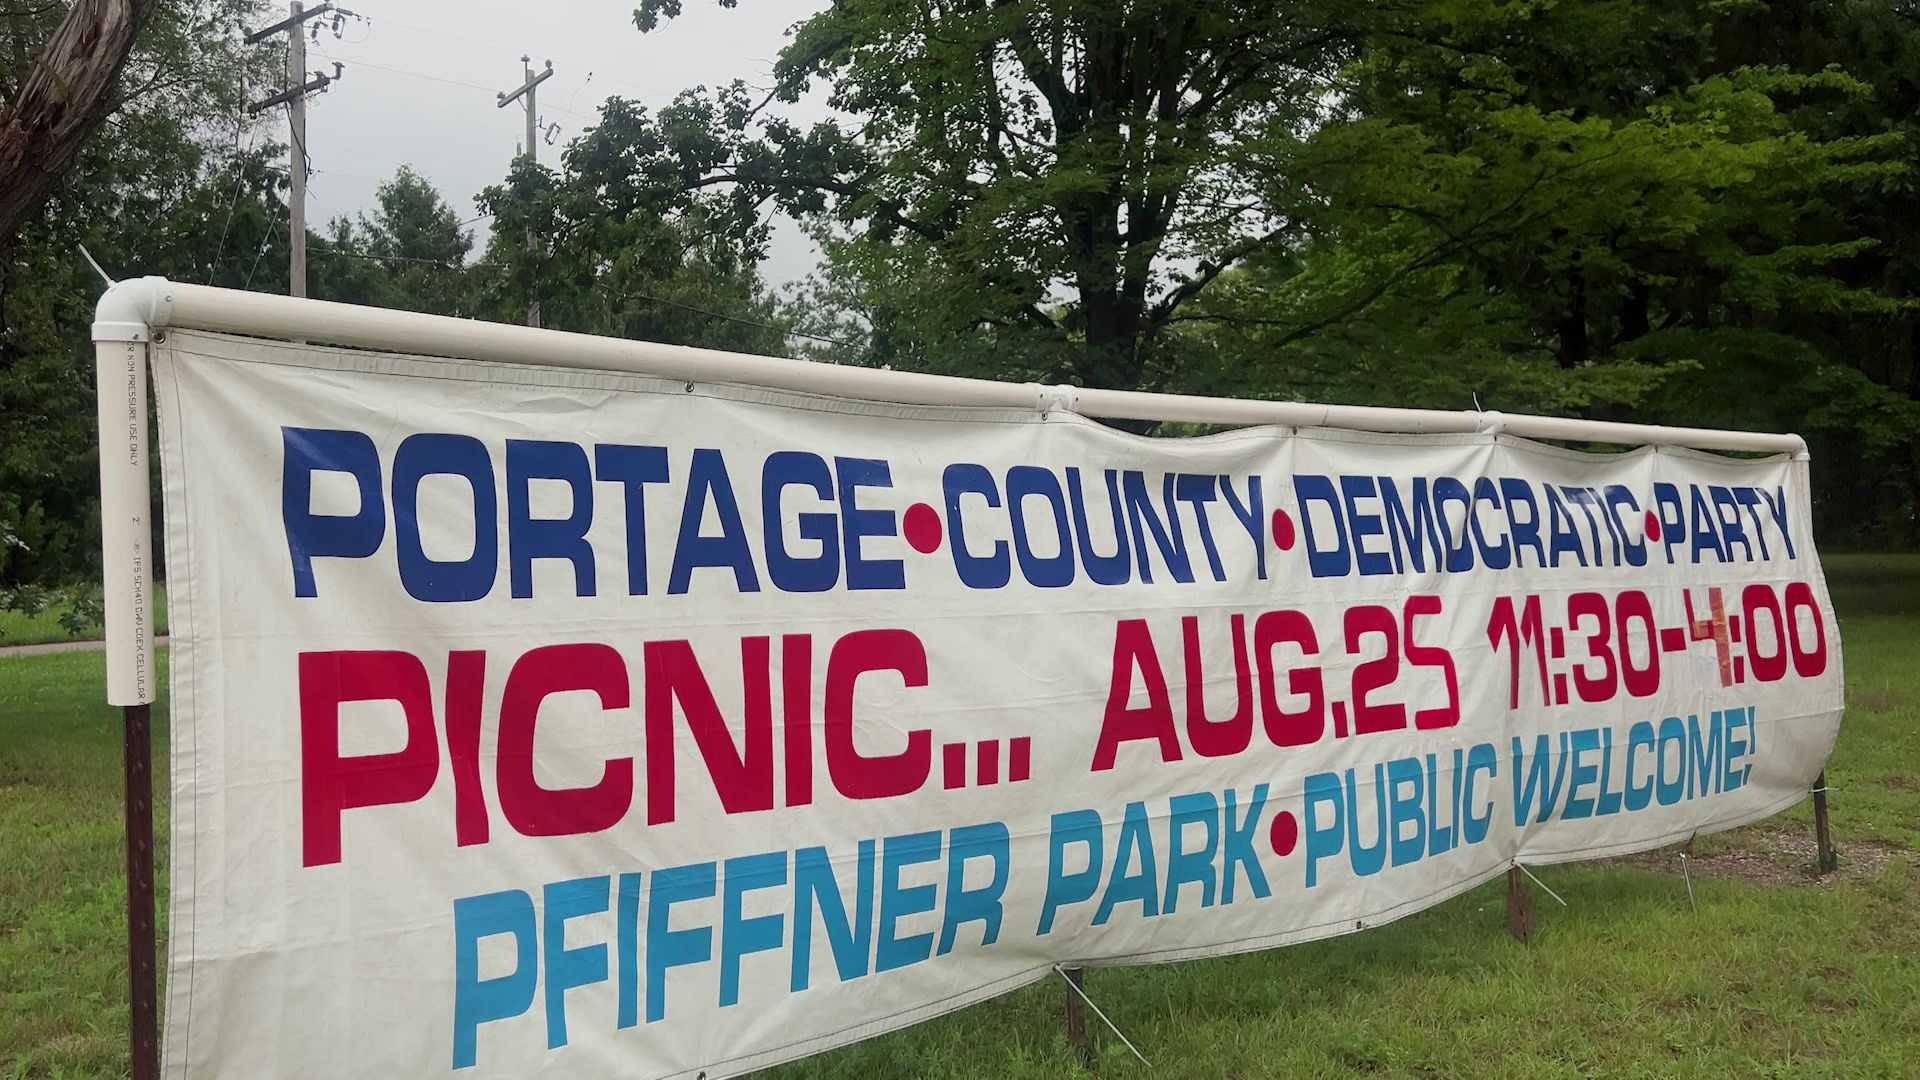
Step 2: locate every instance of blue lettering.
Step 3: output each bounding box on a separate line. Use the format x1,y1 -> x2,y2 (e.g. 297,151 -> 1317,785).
394,432 -> 497,602
452,889 -> 536,1069
593,444 -> 668,595
938,822 -> 1010,954
543,876 -> 610,1049
875,830 -> 940,971
282,427 -> 384,597
508,440 -> 595,599
1008,466 -> 1075,588
942,464 -> 1009,589
646,862 -> 716,1023
762,451 -> 840,593
670,449 -> 760,594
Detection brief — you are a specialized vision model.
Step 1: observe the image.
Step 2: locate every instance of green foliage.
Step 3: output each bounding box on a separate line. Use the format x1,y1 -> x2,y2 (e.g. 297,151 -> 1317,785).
313,165 -> 475,316
0,582 -> 108,641
0,1 -> 279,587
10,0 -> 1920,592
636,0 -> 1409,389
470,100 -> 791,354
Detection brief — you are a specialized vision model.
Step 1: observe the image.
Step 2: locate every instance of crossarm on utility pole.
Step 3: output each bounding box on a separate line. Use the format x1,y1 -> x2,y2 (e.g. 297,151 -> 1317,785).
243,1 -> 332,43
496,57 -> 553,109
246,71 -> 334,115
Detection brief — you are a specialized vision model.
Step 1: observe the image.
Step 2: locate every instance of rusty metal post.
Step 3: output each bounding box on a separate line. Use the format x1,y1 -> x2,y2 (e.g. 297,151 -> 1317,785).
1813,770 -> 1838,875
124,703 -> 159,1080
1062,966 -> 1092,1065
1506,867 -> 1536,942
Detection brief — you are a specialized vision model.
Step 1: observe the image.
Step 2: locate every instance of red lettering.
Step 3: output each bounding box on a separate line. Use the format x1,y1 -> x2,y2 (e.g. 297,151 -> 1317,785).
782,634 -> 814,807
645,638 -> 776,824
1254,609 -> 1324,746
1346,605 -> 1405,734
824,629 -> 932,797
1615,590 -> 1661,698
1403,596 -> 1460,729
1784,581 -> 1828,677
1092,619 -> 1181,770
1183,613 -> 1253,757
1743,584 -> 1788,682
299,650 -> 440,867
498,643 -> 632,837
445,650 -> 490,846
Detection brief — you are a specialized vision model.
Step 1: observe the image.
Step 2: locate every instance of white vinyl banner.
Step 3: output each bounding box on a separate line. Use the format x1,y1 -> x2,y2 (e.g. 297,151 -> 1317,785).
150,330 -> 1843,1079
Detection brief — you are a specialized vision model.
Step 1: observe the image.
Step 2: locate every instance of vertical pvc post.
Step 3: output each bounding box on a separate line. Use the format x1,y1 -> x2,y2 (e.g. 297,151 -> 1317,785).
94,337 -> 160,1080
94,339 -> 157,706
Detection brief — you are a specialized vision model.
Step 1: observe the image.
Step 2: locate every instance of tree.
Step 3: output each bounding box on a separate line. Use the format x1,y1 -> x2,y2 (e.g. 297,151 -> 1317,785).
0,1 -> 272,585
631,0 -> 1409,390
471,99 -> 792,355
0,0 -> 158,242
312,165 -> 474,316
1155,0 -> 1917,543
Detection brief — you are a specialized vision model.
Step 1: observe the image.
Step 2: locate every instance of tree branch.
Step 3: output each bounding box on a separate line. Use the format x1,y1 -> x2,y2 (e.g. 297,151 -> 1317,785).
1145,223 -> 1291,332
0,0 -> 160,238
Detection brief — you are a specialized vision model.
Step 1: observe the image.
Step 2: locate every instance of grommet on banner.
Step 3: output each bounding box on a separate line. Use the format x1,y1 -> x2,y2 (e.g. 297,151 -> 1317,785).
1036,383 -> 1081,416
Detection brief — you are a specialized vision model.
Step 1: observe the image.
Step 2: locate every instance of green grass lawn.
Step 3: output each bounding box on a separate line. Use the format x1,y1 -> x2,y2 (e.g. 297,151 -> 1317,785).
1,558 -> 1915,1077
0,586 -> 167,648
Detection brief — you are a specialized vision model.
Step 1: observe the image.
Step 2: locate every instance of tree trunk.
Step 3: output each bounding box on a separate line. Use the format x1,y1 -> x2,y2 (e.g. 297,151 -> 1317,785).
0,0 -> 156,240
1556,251 -> 1589,369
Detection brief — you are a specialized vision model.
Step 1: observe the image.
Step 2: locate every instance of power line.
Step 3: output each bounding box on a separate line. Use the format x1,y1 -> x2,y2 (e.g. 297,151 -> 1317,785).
311,247 -> 478,267
206,83 -> 266,286
353,15 -> 661,103
308,49 -> 494,93
244,201 -> 288,291
247,1 -> 353,298
354,13 -> 559,68
307,48 -> 600,123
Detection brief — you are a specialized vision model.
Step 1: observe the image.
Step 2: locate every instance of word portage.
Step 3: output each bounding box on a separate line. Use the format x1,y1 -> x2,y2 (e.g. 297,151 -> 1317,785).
149,331 -> 1843,1079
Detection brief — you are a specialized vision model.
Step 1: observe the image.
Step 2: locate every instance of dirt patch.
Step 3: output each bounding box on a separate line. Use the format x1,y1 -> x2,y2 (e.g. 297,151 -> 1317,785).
1882,775 -> 1914,790
1849,690 -> 1902,713
1598,826 -> 1907,887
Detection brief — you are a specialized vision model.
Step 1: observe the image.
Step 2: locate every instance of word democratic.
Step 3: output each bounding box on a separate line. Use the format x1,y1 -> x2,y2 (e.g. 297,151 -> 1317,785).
282,428 -> 1800,601
150,335 -> 1842,1080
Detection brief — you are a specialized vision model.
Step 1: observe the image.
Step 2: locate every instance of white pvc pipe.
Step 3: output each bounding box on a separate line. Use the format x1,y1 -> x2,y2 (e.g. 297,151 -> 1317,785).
105,278 -> 1803,454
93,340 -> 157,706
88,276 -> 1812,701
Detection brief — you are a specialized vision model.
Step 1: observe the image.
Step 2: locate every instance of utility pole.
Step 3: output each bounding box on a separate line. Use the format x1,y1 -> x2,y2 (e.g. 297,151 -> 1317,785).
247,2 -> 347,298
498,56 -> 553,327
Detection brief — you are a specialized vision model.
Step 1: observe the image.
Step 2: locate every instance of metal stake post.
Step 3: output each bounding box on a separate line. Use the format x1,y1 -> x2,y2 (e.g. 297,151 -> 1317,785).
1813,771 -> 1838,874
124,703 -> 158,1080
1506,867 -> 1536,942
1062,966 -> 1092,1064
93,291 -> 164,1080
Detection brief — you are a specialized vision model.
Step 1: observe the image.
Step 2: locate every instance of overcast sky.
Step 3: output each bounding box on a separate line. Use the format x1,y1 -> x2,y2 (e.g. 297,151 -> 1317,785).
283,0 -> 830,285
